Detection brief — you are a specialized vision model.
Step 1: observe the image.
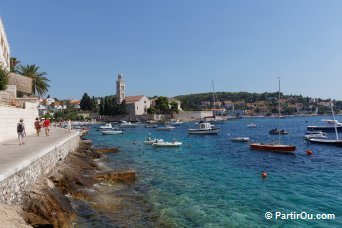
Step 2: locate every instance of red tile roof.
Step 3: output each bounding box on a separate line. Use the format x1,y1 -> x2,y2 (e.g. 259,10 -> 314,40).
125,95 -> 145,103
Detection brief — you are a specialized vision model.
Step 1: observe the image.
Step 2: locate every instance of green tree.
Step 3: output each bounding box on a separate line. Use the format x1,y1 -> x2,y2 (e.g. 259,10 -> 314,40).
0,65 -> 10,90
16,64 -> 50,97
147,107 -> 156,114
154,96 -> 169,114
80,93 -> 92,111
169,101 -> 179,118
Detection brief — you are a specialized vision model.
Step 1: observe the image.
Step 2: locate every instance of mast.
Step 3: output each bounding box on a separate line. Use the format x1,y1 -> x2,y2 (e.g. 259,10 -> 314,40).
278,77 -> 281,145
330,100 -> 339,140
212,81 -> 216,116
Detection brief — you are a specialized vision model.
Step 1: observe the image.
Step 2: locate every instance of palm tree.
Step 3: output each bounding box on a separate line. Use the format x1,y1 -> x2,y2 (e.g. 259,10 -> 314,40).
10,57 -> 20,72
16,64 -> 50,97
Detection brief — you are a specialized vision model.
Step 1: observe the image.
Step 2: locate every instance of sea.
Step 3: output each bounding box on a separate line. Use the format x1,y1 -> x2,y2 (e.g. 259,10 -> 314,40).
75,116 -> 341,227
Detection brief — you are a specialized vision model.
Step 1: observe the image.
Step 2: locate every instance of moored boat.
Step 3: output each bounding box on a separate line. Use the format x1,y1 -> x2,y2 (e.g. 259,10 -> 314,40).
247,123 -> 257,128
188,122 -> 219,134
249,77 -> 296,153
303,131 -> 328,139
250,143 -> 296,153
144,137 -> 164,144
152,140 -> 182,147
120,121 -> 138,128
102,130 -> 123,135
306,101 -> 342,146
231,137 -> 250,142
99,123 -> 114,130
269,128 -> 288,135
156,125 -> 175,131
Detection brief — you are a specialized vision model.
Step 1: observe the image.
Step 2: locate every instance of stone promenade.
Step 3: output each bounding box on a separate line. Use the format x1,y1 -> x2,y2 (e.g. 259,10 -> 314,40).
0,127 -> 79,184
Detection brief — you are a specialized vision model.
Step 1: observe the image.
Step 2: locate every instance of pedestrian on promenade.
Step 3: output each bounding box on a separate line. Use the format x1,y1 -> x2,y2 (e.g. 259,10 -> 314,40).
67,119 -> 72,131
34,117 -> 41,136
17,118 -> 26,145
43,118 -> 51,136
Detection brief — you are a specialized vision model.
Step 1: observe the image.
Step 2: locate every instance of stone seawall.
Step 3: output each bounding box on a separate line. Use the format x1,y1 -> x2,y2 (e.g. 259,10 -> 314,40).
0,131 -> 80,205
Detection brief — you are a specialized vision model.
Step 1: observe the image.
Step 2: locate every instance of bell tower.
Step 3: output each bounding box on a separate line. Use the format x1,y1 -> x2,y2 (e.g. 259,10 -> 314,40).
116,73 -> 125,104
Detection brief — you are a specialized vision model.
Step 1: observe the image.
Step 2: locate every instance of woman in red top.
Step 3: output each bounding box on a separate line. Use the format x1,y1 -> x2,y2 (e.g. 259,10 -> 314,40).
43,118 -> 51,136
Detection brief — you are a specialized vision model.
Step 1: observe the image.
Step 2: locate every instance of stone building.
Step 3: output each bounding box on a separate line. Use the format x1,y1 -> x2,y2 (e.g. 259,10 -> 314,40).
116,73 -> 125,104
115,74 -> 151,115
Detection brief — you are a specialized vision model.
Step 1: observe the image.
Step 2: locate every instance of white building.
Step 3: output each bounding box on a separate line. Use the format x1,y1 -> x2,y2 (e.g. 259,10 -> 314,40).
115,74 -> 151,115
125,95 -> 151,116
0,18 -> 10,71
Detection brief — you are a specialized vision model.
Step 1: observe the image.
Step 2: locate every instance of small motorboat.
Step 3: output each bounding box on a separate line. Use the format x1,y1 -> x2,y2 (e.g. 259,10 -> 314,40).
152,140 -> 182,147
144,138 -> 164,144
99,123 -> 113,130
120,121 -> 138,128
145,124 -> 158,128
269,129 -> 288,135
247,123 -> 257,128
168,119 -> 183,126
102,130 -> 123,135
303,131 -> 328,139
156,125 -> 175,131
231,137 -> 250,142
188,122 -> 219,134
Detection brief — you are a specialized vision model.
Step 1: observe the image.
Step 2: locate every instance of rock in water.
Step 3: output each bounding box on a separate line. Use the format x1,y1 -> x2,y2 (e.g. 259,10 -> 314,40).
96,147 -> 119,154
96,169 -> 136,182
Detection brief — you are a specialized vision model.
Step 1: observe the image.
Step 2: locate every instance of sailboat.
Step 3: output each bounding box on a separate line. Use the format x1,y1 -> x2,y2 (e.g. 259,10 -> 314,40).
306,101 -> 342,146
204,81 -> 227,124
250,78 -> 296,153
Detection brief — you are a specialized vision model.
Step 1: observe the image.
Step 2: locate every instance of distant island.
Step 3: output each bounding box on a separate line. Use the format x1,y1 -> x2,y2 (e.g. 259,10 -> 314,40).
175,92 -> 342,115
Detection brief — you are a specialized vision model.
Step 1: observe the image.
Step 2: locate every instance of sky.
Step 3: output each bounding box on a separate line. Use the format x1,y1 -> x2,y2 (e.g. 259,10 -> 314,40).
1,0 -> 342,100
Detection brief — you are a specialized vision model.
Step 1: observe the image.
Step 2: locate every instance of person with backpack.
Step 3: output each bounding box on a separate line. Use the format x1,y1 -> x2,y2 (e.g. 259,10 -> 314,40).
34,117 -> 41,136
17,118 -> 26,145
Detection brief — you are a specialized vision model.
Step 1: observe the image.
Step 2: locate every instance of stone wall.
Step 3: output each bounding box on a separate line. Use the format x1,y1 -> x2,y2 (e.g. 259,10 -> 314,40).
8,73 -> 32,94
0,102 -> 39,143
0,132 -> 80,204
176,111 -> 214,121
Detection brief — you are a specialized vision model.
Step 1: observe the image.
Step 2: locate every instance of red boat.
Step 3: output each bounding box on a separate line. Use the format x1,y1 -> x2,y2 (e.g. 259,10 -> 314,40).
250,143 -> 296,153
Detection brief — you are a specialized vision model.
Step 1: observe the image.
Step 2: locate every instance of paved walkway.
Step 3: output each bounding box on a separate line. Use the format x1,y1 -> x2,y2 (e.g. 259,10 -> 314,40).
0,127 -> 79,182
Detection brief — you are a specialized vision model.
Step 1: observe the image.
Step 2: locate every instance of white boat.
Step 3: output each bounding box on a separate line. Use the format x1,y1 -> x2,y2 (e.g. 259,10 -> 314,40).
156,125 -> 175,131
99,123 -> 113,129
102,130 -> 123,135
231,137 -> 250,142
120,121 -> 138,128
144,138 -> 164,144
247,123 -> 257,128
303,131 -> 328,139
168,119 -> 183,126
152,141 -> 182,147
145,124 -> 158,128
188,122 -> 219,134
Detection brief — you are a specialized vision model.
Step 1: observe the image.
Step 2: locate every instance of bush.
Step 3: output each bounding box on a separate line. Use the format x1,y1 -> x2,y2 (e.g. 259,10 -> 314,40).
0,65 -> 10,90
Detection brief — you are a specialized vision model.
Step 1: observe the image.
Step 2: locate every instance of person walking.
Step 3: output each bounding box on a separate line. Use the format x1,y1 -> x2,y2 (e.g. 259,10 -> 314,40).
43,118 -> 51,136
17,118 -> 26,145
34,117 -> 41,136
67,119 -> 72,131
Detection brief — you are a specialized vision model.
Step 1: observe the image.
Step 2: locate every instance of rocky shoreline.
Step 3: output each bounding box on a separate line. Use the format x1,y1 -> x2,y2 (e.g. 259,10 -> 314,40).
8,139 -> 139,227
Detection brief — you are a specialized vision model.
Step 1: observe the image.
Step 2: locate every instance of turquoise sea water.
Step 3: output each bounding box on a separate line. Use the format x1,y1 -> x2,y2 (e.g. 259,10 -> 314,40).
86,116 -> 341,227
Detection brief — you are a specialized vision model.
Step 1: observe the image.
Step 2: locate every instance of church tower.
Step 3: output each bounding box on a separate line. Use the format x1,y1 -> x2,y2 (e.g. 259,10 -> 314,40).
116,73 -> 126,104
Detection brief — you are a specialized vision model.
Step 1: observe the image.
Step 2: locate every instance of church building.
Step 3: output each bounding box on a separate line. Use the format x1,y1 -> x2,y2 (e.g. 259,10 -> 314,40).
115,74 -> 151,115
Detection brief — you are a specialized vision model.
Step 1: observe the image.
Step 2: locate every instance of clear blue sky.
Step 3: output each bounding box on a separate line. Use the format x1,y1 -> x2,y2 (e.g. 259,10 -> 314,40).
2,0 -> 342,100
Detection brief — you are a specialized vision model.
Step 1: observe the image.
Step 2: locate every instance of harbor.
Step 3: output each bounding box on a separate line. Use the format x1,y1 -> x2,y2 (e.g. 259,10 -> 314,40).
84,115 -> 341,227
